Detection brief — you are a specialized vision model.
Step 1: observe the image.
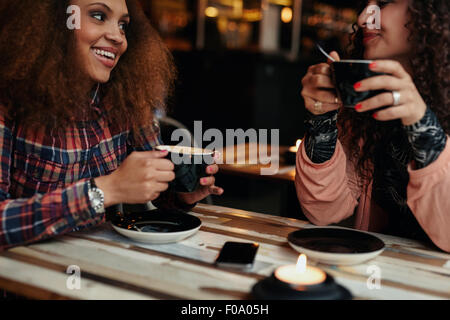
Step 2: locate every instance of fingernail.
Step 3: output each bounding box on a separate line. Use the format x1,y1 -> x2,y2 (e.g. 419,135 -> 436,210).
355,103 -> 362,111
372,113 -> 378,119
207,167 -> 212,174
369,62 -> 377,70
201,178 -> 207,184
354,82 -> 362,90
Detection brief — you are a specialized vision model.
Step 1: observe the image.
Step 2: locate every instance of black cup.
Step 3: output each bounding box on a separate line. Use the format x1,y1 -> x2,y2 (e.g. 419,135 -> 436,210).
156,145 -> 215,193
331,60 -> 387,108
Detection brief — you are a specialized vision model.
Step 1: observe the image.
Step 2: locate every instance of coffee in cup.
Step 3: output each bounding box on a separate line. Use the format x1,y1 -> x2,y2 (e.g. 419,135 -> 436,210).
331,60 -> 387,108
155,145 -> 215,193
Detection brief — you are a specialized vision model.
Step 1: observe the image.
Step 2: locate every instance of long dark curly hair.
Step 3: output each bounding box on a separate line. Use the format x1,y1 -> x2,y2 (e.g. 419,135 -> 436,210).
339,0 -> 450,183
0,0 -> 176,137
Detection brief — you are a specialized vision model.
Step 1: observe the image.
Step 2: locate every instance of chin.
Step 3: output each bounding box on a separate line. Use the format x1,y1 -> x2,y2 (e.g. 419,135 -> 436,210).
364,50 -> 382,61
91,73 -> 111,83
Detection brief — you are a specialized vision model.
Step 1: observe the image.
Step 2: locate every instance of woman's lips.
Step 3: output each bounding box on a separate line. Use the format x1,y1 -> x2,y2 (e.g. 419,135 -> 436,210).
92,49 -> 115,68
363,34 -> 380,44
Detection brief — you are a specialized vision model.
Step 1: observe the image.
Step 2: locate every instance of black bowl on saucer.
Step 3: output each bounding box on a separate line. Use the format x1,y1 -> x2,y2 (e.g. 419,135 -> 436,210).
110,208 -> 202,244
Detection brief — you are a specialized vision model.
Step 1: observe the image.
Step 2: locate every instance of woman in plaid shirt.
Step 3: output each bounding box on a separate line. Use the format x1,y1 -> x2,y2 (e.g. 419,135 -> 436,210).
0,0 -> 223,251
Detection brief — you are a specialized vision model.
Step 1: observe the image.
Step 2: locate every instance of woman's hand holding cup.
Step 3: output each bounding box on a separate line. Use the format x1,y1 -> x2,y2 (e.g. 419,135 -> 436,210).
177,152 -> 224,205
353,60 -> 427,126
301,51 -> 342,115
95,150 -> 175,207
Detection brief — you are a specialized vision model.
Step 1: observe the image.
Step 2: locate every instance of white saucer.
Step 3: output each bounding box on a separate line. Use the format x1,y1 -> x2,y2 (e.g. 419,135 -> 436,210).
111,209 -> 202,244
288,227 -> 385,266
112,224 -> 200,244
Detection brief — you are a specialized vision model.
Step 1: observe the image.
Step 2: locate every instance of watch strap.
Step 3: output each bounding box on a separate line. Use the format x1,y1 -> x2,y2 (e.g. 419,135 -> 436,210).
90,178 -> 98,189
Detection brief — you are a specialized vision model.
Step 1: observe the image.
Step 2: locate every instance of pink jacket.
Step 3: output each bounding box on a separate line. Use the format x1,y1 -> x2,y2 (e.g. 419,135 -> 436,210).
295,137 -> 450,252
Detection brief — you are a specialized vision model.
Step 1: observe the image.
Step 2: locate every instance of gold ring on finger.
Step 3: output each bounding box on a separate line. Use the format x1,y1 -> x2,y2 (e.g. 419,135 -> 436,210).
314,101 -> 323,113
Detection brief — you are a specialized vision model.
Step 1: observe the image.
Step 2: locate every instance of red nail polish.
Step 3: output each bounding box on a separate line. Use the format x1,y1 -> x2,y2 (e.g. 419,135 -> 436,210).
355,103 -> 362,110
354,82 -> 362,90
369,62 -> 377,69
372,113 -> 378,119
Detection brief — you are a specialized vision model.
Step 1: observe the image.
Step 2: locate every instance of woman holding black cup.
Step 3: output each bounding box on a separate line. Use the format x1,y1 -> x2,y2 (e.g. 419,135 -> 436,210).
296,0 -> 449,251
0,0 -> 223,251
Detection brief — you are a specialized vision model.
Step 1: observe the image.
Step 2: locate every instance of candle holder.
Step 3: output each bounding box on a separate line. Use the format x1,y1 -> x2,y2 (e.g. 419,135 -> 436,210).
251,272 -> 352,300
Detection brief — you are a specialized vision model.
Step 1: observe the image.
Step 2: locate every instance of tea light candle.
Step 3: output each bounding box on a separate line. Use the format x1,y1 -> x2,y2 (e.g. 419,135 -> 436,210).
251,253 -> 352,300
274,254 -> 326,286
288,139 -> 302,153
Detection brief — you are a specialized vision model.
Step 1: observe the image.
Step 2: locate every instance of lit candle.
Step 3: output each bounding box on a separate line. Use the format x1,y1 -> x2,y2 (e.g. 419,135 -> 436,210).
288,139 -> 302,153
275,254 -> 326,286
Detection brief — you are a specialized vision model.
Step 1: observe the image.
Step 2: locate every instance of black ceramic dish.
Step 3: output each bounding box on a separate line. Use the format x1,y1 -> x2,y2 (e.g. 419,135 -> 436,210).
288,228 -> 385,254
252,272 -> 352,300
156,145 -> 215,193
111,208 -> 201,233
331,60 -> 388,108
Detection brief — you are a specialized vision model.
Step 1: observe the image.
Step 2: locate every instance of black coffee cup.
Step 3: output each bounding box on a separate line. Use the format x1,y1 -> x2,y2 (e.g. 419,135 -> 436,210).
331,60 -> 387,108
156,145 -> 215,193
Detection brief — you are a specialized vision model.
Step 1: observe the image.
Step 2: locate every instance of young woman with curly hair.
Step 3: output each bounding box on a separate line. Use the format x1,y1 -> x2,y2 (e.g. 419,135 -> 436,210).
0,0 -> 223,251
296,0 -> 450,251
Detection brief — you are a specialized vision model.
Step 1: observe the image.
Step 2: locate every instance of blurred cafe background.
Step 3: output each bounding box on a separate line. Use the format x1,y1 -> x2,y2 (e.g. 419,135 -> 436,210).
139,0 -> 358,219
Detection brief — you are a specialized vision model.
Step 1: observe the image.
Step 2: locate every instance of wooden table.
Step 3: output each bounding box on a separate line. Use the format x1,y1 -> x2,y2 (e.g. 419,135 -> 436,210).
1,203 -> 449,300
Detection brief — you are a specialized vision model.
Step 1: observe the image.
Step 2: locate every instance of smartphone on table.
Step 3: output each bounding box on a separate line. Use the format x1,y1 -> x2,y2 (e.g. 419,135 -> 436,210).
215,241 -> 259,270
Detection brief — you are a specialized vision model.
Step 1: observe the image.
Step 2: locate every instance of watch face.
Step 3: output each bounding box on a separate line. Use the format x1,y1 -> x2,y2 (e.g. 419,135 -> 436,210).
89,188 -> 104,212
92,197 -> 101,207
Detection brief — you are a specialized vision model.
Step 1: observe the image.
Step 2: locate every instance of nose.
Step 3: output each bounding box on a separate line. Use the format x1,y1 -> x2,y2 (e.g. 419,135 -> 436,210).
358,5 -> 370,29
105,25 -> 124,45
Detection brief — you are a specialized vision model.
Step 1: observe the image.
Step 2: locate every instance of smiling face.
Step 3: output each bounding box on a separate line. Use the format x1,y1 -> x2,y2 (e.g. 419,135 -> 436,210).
358,0 -> 412,64
71,0 -> 129,84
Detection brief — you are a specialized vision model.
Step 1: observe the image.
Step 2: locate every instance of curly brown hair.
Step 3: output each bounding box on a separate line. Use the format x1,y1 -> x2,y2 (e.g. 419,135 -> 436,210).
0,0 -> 176,136
339,0 -> 450,183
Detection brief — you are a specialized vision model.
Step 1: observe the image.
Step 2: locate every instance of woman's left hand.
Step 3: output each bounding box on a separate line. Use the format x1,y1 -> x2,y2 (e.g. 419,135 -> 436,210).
177,163 -> 224,205
353,60 -> 427,126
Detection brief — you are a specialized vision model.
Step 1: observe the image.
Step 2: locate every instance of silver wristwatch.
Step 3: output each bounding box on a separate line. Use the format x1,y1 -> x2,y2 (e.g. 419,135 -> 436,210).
88,178 -> 105,214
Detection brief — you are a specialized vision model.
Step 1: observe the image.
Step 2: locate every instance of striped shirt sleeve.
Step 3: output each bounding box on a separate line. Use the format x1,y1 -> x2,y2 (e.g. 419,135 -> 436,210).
0,115 -> 104,251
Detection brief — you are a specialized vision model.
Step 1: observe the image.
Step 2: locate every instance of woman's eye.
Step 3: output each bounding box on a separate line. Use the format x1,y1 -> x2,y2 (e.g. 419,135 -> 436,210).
378,0 -> 392,7
91,12 -> 105,21
119,22 -> 128,32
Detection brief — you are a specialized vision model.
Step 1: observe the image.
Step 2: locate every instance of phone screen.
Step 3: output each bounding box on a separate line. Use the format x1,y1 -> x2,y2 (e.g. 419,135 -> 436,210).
215,242 -> 259,269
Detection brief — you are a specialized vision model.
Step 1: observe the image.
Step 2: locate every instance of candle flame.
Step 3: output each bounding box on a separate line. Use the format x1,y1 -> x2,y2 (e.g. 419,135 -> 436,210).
296,254 -> 307,273
296,139 -> 302,149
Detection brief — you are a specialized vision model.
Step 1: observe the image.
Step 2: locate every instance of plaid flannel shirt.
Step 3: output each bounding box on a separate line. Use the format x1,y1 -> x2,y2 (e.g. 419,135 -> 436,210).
0,92 -> 174,251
